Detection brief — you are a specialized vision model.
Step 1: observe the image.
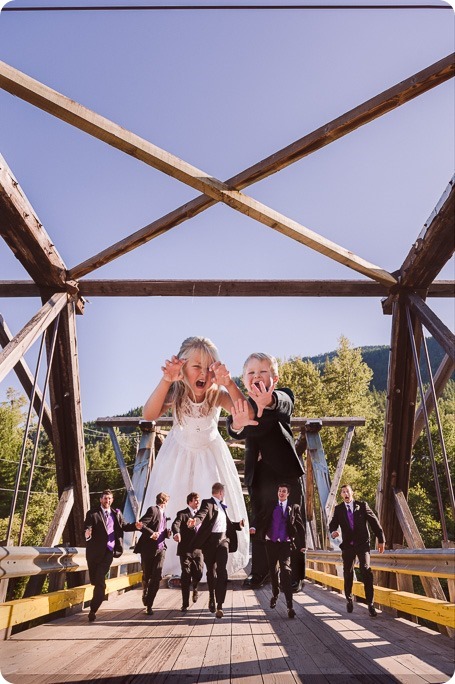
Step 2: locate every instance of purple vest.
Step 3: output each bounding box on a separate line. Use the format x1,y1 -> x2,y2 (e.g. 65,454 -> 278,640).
267,503 -> 290,542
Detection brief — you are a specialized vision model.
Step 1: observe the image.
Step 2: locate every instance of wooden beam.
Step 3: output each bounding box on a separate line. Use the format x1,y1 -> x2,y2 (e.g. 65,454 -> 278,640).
46,302 -> 89,552
0,314 -> 53,444
413,354 -> 455,446
1,279 -> 453,298
96,415 -> 366,428
400,176 -> 455,289
325,425 -> 355,523
58,53 -> 454,278
406,293 -> 455,361
0,293 -> 67,384
0,154 -> 67,288
0,61 -> 396,286
378,299 -> 420,555
107,427 -> 139,519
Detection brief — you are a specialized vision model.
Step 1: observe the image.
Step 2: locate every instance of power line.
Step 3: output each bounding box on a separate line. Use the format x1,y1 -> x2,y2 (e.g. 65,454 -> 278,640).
2,4 -> 450,11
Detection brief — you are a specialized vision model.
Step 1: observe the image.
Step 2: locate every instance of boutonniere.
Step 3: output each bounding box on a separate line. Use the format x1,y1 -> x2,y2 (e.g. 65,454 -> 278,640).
354,505 -> 360,513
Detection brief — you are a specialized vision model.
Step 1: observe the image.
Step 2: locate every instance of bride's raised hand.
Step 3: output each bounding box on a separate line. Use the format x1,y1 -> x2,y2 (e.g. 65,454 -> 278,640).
161,356 -> 185,383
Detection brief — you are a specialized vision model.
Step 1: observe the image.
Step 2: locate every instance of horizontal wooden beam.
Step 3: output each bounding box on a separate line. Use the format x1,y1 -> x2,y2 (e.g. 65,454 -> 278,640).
406,293 -> 455,361
0,279 -> 453,298
59,52 -> 454,279
0,314 -> 53,444
0,293 -> 68,384
96,416 -> 366,428
0,61 -> 395,286
0,154 -> 67,288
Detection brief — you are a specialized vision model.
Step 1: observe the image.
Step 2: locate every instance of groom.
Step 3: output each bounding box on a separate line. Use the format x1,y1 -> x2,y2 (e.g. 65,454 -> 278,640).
188,482 -> 245,618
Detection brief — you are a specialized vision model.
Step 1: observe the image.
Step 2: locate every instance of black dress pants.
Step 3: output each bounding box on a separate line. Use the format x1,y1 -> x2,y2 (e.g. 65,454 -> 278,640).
142,548 -> 166,608
265,540 -> 293,607
203,534 -> 229,607
89,549 -> 114,613
342,544 -> 374,604
179,550 -> 204,607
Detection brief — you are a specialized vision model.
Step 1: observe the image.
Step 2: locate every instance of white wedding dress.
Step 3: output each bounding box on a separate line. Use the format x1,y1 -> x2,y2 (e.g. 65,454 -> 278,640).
140,397 -> 249,578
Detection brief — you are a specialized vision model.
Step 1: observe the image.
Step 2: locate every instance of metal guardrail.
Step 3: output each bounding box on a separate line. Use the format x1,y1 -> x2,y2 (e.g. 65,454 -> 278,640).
0,546 -> 141,579
0,546 -> 453,581
306,548 -> 455,579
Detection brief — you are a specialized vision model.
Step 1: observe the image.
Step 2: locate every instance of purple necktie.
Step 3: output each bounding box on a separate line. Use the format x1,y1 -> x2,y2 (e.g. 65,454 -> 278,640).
347,506 -> 354,530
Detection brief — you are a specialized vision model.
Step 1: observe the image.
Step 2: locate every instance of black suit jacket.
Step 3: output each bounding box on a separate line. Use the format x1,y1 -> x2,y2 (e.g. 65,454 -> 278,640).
191,498 -> 243,553
255,501 -> 306,551
172,507 -> 199,556
134,505 -> 169,557
226,388 -> 304,487
84,506 -> 136,564
329,500 -> 385,550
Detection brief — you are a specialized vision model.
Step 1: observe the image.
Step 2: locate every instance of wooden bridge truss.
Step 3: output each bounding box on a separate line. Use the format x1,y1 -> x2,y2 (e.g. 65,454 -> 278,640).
0,50 -> 454,624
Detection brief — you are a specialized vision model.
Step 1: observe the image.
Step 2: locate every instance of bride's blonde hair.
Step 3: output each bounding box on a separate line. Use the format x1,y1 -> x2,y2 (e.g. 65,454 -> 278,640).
169,336 -> 221,424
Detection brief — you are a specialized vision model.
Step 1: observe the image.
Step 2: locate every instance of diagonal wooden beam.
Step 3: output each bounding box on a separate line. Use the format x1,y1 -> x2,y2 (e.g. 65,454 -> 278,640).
0,314 -> 53,444
400,176 -> 455,289
0,154 -> 67,288
0,61 -> 396,286
406,293 -> 455,361
41,50 -> 452,279
0,292 -> 67,384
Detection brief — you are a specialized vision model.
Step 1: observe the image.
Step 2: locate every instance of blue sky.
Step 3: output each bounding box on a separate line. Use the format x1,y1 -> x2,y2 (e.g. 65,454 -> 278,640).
0,0 -> 454,421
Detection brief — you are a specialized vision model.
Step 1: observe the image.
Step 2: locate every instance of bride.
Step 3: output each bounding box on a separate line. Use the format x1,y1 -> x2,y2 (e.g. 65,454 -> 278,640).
140,336 -> 249,577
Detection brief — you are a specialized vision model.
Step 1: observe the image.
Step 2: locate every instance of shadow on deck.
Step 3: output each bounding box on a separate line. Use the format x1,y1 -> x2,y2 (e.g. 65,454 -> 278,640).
0,580 -> 453,683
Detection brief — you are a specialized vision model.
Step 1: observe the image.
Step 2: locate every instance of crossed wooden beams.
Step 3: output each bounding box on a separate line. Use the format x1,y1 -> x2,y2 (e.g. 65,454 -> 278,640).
0,53 -> 454,548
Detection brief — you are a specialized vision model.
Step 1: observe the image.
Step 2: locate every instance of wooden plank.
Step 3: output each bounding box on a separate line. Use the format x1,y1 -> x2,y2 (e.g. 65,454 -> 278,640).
413,354 -> 455,445
1,278 -> 453,298
306,568 -> 455,628
58,53 -> 455,279
0,313 -> 53,444
325,425 -> 355,523
0,292 -> 67,384
406,293 -> 455,361
96,415 -> 366,429
46,302 -> 90,551
377,299 -> 420,554
107,427 -> 139,519
0,154 -> 67,288
0,62 -> 395,286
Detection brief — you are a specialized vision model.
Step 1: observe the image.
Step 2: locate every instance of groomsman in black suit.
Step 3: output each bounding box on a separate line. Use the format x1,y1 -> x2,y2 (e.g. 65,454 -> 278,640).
252,483 -> 306,618
227,353 -> 305,590
172,492 -> 204,612
329,484 -> 385,617
188,482 -> 245,619
134,491 -> 172,615
84,489 -> 142,622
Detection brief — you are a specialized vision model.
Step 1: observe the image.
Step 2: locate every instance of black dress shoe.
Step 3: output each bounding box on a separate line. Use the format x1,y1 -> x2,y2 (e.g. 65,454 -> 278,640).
146,606 -> 153,615
192,589 -> 199,603
292,580 -> 302,593
368,603 -> 377,617
287,607 -> 296,619
270,595 -> 278,609
216,606 -> 223,619
88,611 -> 96,622
208,598 -> 216,613
181,605 -> 188,612
346,598 -> 354,613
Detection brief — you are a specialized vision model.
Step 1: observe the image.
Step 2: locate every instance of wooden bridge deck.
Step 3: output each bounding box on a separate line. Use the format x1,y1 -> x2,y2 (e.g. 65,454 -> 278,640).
1,580 -> 453,684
